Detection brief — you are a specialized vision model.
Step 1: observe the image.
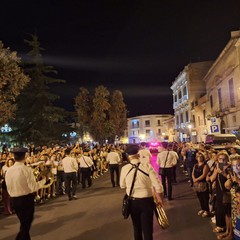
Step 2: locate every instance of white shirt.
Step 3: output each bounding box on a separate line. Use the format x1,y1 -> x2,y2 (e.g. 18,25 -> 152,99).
62,156 -> 78,173
157,150 -> 178,168
78,155 -> 94,168
138,148 -> 152,164
5,162 -> 46,197
107,151 -> 120,164
120,159 -> 163,198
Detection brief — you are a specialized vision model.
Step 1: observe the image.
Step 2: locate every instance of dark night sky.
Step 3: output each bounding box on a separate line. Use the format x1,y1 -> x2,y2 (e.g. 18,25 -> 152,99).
1,0 -> 240,117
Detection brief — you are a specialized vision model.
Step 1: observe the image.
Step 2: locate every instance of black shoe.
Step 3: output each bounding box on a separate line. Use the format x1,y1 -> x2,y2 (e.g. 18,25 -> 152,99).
69,197 -> 72,201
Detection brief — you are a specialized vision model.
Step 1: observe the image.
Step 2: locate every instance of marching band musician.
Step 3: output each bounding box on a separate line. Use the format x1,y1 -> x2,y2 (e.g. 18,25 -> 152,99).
5,147 -> 46,240
62,148 -> 78,200
120,144 -> 163,240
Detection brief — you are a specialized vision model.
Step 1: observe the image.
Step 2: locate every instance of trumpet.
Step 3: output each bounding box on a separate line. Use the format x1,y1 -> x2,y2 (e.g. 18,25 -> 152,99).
153,191 -> 169,229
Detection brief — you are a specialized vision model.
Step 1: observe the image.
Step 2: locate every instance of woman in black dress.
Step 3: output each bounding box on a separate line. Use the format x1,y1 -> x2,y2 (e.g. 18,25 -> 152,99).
192,152 -> 210,217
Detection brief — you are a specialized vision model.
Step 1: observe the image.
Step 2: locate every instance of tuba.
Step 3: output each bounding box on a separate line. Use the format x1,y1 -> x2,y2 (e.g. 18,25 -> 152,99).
153,191 -> 169,229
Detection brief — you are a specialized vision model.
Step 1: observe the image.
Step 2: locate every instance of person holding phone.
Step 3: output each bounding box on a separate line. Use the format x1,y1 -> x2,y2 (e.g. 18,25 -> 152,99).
210,151 -> 231,237
225,155 -> 240,240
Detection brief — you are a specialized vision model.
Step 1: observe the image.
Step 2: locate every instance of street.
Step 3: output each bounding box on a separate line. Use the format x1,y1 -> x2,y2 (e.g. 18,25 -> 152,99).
1,156 -> 217,240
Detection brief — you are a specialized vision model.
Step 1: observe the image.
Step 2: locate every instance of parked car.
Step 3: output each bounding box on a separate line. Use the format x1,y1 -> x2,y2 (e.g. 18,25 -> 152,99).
205,133 -> 240,154
205,133 -> 237,144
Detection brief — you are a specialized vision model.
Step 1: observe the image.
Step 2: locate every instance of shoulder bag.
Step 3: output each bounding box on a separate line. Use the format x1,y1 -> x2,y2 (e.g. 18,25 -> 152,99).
192,164 -> 208,192
82,156 -> 94,172
159,151 -> 170,176
122,164 -> 139,219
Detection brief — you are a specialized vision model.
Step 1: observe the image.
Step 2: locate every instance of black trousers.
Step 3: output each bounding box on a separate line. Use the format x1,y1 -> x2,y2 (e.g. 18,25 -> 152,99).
161,167 -> 173,199
109,164 -> 119,187
196,190 -> 209,212
11,193 -> 35,240
65,172 -> 77,199
130,197 -> 154,240
56,171 -> 65,194
81,168 -> 92,188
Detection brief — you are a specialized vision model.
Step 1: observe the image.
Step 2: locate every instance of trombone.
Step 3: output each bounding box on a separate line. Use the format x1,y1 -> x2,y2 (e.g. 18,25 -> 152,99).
153,190 -> 169,229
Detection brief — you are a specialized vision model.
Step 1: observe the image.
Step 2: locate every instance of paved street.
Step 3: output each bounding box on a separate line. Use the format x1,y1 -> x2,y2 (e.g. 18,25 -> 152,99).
1,156 -> 217,240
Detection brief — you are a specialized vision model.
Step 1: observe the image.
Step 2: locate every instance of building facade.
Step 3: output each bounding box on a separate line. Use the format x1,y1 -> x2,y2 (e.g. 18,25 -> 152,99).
171,61 -> 213,142
127,114 -> 174,143
204,30 -> 240,138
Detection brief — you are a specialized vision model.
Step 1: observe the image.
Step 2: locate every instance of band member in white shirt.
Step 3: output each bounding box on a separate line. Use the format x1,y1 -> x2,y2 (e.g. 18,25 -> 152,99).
120,144 -> 163,240
157,142 -> 178,200
107,147 -> 121,187
5,147 -> 46,240
138,142 -> 152,164
62,148 -> 78,200
78,149 -> 94,188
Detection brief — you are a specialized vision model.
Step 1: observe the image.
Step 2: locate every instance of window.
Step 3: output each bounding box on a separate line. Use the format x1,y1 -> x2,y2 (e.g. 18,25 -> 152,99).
185,111 -> 189,122
229,79 -> 235,107
157,120 -> 160,126
203,110 -> 206,125
192,115 -> 195,127
145,120 -> 150,127
180,113 -> 183,123
174,94 -> 177,102
233,115 -> 236,123
176,115 -> 179,125
146,129 -> 150,135
218,88 -> 222,110
210,95 -> 213,108
183,86 -> 187,96
131,120 -> 139,128
158,129 -> 161,134
178,90 -> 182,99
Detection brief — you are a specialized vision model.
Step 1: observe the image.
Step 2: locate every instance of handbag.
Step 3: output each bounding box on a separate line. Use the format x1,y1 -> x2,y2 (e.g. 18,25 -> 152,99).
159,151 -> 170,175
193,182 -> 208,192
122,164 -> 139,219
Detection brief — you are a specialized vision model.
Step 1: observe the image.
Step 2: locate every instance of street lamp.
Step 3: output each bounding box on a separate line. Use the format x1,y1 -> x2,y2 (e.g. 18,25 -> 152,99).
139,134 -> 146,141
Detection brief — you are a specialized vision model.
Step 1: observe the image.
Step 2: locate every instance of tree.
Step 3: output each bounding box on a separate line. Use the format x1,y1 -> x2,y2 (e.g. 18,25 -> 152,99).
90,85 -> 111,144
109,90 -> 127,141
0,41 -> 29,126
75,87 -> 91,139
10,34 -> 70,145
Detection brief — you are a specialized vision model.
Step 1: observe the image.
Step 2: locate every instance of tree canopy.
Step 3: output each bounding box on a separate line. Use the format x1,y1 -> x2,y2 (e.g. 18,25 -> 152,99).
10,34 -> 71,145
0,41 -> 30,126
75,85 -> 127,144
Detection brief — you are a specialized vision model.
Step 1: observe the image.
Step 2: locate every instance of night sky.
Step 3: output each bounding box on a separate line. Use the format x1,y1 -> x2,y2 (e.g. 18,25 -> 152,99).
1,0 -> 240,117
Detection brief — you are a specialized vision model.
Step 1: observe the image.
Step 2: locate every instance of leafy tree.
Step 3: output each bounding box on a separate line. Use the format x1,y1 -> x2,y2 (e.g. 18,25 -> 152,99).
90,85 -> 111,144
0,41 -> 29,125
109,90 -> 127,141
10,34 -> 70,145
75,87 -> 91,139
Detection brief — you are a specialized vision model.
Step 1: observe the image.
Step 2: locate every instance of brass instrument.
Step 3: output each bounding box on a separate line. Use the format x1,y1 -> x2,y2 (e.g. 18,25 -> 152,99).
30,161 -> 54,188
153,191 -> 169,229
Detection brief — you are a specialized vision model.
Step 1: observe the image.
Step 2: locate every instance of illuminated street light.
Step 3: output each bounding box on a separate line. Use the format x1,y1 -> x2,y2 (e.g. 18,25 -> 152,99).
139,134 -> 146,141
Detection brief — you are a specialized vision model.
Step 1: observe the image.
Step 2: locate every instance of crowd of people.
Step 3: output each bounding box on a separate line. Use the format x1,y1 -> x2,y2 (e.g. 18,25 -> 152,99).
1,140 -> 240,240
177,142 -> 240,240
0,143 -> 127,213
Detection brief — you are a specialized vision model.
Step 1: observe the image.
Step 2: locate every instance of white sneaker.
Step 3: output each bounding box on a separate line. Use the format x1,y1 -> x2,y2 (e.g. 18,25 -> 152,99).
198,210 -> 204,216
211,216 -> 216,223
